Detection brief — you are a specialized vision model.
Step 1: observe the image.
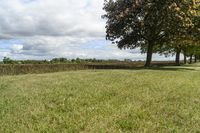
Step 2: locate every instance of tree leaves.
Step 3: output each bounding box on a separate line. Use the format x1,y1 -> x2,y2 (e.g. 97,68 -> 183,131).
103,0 -> 200,66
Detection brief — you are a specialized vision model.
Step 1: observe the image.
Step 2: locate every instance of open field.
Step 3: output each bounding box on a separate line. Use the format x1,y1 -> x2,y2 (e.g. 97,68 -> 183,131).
1,63 -> 200,132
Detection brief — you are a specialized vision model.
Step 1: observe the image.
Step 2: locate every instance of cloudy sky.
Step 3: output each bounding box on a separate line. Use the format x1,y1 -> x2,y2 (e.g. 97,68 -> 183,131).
0,0 -> 177,61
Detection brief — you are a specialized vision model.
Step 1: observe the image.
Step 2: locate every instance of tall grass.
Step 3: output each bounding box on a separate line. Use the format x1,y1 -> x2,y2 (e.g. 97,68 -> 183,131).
0,64 -> 88,75
0,61 -> 178,75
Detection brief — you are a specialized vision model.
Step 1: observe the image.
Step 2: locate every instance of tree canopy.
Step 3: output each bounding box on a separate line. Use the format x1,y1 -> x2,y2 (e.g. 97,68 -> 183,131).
103,0 -> 200,66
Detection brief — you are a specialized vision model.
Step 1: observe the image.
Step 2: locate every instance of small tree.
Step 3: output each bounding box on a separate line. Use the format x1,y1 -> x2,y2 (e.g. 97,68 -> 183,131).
3,57 -> 13,64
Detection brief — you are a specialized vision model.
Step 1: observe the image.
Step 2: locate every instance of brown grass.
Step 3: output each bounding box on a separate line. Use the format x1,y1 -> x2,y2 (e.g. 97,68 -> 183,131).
0,61 -> 179,75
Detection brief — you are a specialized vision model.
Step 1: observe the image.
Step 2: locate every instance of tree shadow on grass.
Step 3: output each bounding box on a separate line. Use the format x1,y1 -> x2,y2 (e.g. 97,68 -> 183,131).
145,67 -> 196,71
121,65 -> 198,71
95,64 -> 198,71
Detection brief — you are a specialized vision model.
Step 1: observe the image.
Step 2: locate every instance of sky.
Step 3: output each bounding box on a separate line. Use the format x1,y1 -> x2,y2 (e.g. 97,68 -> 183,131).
0,0 -> 178,61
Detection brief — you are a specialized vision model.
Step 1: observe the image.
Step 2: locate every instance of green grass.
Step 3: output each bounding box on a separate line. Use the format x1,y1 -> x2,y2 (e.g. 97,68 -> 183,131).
1,63 -> 200,132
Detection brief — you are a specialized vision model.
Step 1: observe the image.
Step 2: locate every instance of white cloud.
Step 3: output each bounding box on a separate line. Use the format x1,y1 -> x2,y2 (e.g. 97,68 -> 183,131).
0,0 -> 105,37
11,44 -> 23,53
0,0 -> 109,59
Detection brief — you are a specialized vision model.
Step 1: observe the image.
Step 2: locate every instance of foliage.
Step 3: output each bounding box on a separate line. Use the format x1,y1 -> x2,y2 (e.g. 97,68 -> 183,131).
1,57 -> 127,65
103,0 -> 199,66
51,58 -> 70,63
3,57 -> 14,64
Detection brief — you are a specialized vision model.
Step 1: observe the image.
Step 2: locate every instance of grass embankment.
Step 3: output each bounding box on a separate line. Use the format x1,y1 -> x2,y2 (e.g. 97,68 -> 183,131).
0,63 -> 200,132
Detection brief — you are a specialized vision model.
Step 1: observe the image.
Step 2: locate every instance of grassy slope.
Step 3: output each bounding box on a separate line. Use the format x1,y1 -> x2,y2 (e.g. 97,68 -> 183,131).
1,64 -> 200,132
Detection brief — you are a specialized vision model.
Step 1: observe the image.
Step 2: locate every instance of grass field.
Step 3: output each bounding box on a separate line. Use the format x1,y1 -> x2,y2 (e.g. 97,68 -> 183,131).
1,63 -> 200,132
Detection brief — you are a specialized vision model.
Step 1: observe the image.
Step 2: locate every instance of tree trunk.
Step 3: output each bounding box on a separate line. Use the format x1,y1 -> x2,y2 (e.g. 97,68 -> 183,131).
175,48 -> 181,66
195,55 -> 197,63
145,42 -> 153,67
189,54 -> 193,64
184,52 -> 187,64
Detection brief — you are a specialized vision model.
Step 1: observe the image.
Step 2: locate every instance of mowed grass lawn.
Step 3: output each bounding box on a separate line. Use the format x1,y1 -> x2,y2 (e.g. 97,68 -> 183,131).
1,64 -> 200,132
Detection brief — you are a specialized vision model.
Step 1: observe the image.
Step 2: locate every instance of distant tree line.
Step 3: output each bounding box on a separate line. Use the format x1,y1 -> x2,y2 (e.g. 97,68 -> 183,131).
1,56 -> 199,65
1,57 -> 135,64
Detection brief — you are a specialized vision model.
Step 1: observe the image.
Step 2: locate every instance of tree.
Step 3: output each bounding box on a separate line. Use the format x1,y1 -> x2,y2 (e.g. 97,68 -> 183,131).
3,57 -> 13,64
51,58 -> 69,63
173,0 -> 200,65
103,0 -> 196,67
157,0 -> 200,65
